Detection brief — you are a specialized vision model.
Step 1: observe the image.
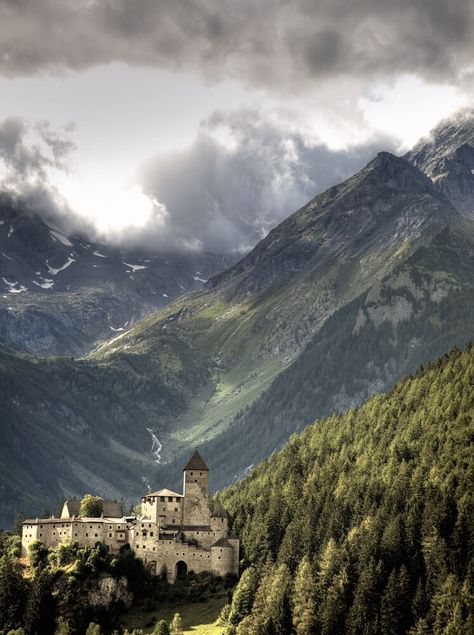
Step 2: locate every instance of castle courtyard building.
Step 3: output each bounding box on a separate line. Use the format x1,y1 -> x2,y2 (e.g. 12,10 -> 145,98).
22,451 -> 239,582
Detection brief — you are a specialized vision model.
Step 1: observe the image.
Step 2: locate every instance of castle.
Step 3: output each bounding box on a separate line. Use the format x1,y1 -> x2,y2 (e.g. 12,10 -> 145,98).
21,451 -> 239,582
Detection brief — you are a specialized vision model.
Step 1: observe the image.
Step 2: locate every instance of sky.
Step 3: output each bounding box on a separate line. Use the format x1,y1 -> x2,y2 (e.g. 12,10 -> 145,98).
0,0 -> 473,253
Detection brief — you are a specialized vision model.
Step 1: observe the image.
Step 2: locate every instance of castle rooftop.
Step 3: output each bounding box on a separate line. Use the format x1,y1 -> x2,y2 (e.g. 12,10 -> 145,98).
145,488 -> 183,498
183,450 -> 209,471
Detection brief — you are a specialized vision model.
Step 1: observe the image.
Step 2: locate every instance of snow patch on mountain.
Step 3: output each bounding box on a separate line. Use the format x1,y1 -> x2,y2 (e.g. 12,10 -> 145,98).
49,230 -> 73,246
122,262 -> 148,272
33,278 -> 54,289
2,277 -> 27,293
46,256 -> 76,275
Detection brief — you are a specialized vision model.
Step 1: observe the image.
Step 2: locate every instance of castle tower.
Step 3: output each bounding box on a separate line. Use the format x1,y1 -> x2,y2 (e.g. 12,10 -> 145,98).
182,450 -> 210,526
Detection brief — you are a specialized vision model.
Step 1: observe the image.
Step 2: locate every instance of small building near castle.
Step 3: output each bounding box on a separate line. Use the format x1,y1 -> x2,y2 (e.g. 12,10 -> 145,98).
21,451 -> 239,582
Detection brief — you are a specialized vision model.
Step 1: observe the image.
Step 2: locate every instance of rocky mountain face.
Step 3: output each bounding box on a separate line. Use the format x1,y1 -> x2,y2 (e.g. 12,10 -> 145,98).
0,194 -> 233,356
406,109 -> 474,217
1,113 -> 474,527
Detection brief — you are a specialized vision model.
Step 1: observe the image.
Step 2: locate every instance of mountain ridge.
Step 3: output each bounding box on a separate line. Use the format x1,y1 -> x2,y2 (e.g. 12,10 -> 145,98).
1,113 -> 474,527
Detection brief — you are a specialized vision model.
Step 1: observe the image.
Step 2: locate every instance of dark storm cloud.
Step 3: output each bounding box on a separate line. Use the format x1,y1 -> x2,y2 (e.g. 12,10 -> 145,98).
133,109 -> 397,253
0,0 -> 472,90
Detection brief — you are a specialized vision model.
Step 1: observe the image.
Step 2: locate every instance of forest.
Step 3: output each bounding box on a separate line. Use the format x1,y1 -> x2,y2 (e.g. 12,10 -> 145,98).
217,344 -> 474,634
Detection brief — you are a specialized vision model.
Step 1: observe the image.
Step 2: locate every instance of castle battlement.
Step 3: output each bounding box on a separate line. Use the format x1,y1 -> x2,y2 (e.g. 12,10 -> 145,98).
21,451 -> 239,582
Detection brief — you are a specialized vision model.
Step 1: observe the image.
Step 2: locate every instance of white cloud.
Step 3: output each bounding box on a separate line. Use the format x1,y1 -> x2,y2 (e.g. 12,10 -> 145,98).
359,75 -> 468,149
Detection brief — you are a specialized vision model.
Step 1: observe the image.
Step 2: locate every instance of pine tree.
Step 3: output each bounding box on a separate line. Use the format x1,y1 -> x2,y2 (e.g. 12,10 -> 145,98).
292,556 -> 316,635
227,566 -> 259,626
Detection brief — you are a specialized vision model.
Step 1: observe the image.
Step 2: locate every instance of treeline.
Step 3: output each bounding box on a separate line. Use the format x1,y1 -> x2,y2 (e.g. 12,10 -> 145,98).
217,344 -> 474,634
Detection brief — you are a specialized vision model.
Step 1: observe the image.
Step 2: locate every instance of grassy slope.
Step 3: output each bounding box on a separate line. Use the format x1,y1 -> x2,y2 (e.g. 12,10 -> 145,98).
123,594 -> 227,634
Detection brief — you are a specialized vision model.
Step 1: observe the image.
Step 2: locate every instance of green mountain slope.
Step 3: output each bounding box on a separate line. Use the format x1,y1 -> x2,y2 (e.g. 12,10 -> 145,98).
218,344 -> 474,634
198,220 -> 474,487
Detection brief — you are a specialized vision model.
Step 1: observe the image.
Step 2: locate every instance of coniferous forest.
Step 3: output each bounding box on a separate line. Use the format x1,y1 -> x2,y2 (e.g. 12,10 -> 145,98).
217,344 -> 474,634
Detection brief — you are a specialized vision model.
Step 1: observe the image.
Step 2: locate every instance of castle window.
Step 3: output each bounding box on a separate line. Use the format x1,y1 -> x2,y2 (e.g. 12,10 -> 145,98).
39,533 -> 42,537
148,524 -> 151,528
168,497 -> 173,502
74,533 -> 78,537
95,534 -> 98,538
195,479 -> 197,483
172,519 -> 175,524
86,533 -> 88,537
200,472 -> 202,476
40,525 -> 43,528
143,545 -> 145,549
53,532 -> 56,536
163,507 -> 166,511
53,524 -> 56,528
190,472 -> 193,475
175,508 -> 178,512
109,525 -> 112,529
109,533 -> 112,538
160,496 -> 165,502
150,532 -> 154,537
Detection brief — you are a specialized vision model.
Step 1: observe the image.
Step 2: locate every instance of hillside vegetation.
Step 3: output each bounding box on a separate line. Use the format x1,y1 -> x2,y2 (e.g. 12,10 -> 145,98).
218,344 -> 474,634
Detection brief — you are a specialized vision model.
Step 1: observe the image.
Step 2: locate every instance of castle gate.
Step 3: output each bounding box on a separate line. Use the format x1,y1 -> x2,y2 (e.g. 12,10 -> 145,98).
175,560 -> 188,580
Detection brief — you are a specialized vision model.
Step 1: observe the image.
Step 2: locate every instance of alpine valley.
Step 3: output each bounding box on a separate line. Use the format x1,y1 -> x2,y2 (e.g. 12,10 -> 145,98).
1,110 -> 474,528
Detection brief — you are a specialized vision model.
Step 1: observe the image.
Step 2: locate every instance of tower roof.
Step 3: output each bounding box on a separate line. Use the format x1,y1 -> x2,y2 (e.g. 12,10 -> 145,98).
183,450 -> 209,471
210,501 -> 228,518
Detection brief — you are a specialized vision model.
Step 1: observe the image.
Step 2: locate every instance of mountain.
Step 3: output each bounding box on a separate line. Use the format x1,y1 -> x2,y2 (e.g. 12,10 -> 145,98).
2,115 -> 474,527
217,344 -> 474,634
406,108 -> 474,218
0,193 -> 233,356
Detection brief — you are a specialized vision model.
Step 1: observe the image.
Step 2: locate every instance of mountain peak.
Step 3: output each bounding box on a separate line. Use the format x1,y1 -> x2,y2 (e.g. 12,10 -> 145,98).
406,109 -> 474,217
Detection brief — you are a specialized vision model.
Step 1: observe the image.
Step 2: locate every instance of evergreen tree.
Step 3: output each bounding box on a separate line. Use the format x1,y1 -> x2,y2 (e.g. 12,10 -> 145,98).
292,556 -> 316,635
226,566 -> 259,627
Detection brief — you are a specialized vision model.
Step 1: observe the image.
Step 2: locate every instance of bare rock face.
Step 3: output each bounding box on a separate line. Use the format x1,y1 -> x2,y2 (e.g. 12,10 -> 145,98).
87,576 -> 132,609
406,109 -> 474,218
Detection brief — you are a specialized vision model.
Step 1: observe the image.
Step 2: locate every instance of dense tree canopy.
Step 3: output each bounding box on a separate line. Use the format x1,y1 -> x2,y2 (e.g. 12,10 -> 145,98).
219,344 -> 474,634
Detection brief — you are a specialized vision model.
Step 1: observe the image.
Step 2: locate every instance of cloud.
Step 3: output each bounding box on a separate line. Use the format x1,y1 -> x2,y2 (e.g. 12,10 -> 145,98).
133,109 -> 397,253
0,1 -> 473,95
0,116 -> 90,234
